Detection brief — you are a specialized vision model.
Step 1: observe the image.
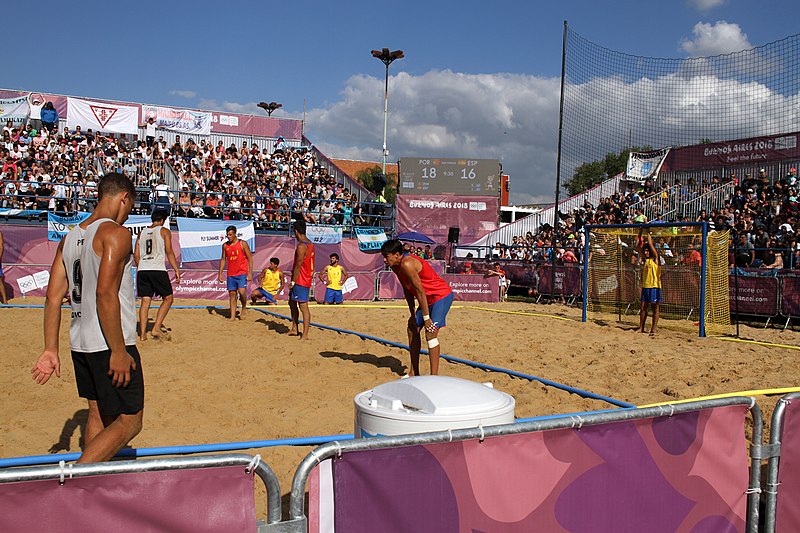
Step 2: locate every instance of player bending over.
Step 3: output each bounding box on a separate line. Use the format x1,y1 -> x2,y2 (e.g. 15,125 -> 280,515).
381,239 -> 454,376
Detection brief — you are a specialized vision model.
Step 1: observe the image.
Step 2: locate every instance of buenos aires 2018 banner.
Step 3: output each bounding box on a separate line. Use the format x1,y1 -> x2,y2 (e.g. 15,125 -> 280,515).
396,195 -> 498,244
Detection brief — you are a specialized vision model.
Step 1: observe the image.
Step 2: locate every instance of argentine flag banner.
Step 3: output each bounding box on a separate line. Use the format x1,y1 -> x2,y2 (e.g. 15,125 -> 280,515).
48,212 -> 91,241
48,212 -> 169,242
177,218 -> 255,263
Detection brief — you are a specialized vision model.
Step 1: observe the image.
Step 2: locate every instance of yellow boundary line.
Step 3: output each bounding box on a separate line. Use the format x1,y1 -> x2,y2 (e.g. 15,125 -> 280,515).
465,306 -> 573,321
639,387 -> 800,408
713,336 -> 800,352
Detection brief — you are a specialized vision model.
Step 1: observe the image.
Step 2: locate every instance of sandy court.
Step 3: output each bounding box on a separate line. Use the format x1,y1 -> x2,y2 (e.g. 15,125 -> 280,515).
2,297 -> 799,517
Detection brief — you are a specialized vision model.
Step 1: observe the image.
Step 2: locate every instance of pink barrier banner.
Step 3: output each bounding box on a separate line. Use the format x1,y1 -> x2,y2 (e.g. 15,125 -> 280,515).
2,264 -> 52,299
395,195 -> 499,243
331,405 -> 749,532
538,265 -> 582,297
663,130 -> 800,171
0,466 -> 256,533
781,277 -> 800,317
443,274 -> 499,301
378,271 -> 404,300
313,273 -> 376,302
776,396 -> 800,532
377,272 -> 497,302
728,275 -> 779,316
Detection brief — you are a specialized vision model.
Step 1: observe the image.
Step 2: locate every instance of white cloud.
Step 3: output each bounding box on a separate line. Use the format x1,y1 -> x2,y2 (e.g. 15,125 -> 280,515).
680,21 -> 752,56
169,90 -> 197,99
687,0 -> 726,11
305,70 -> 562,205
304,66 -> 797,206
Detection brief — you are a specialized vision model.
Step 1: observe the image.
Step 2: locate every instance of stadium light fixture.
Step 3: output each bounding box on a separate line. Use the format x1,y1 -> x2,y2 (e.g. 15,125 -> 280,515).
371,48 -> 404,176
258,101 -> 283,117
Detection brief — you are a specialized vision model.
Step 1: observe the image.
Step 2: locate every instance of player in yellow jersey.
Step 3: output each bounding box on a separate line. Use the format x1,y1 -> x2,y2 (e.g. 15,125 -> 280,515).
251,257 -> 285,305
319,253 -> 349,305
637,227 -> 662,335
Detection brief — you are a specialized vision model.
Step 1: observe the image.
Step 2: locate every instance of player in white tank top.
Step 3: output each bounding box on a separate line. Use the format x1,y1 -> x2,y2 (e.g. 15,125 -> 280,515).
137,225 -> 167,271
80,218 -> 138,351
134,210 -> 180,340
33,172 -> 144,464
61,226 -> 86,351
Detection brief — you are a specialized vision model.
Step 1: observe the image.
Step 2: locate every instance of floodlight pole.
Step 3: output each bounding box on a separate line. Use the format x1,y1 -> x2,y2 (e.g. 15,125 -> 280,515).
372,48 -> 404,176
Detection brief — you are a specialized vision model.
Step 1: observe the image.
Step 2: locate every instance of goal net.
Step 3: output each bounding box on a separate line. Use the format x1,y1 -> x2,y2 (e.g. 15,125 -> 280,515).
582,223 -> 730,336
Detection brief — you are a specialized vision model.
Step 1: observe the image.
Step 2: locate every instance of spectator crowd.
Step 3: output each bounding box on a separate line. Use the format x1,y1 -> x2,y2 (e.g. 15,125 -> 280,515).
489,169 -> 799,270
1,110 -> 388,230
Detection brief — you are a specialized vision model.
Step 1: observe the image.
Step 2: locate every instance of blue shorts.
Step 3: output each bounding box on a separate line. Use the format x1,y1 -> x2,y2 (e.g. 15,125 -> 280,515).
324,288 -> 343,304
0,264 -> 3,277
254,287 -> 278,304
290,284 -> 310,303
415,292 -> 454,329
227,274 -> 247,291
641,288 -> 662,303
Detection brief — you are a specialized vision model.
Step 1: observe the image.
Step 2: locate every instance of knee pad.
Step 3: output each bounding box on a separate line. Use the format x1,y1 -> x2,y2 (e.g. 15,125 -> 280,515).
427,337 -> 439,348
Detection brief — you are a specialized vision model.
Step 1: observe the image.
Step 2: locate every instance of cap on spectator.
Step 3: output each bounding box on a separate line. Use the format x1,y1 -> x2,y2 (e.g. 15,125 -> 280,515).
760,168 -> 766,172
72,172 -> 78,176
791,167 -> 797,172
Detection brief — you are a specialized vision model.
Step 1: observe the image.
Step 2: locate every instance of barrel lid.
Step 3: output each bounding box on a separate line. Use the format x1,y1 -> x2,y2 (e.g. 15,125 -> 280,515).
362,376 -> 513,416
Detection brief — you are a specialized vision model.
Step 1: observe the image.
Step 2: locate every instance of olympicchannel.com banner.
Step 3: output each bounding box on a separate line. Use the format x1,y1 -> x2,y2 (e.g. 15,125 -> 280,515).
176,218 -> 255,263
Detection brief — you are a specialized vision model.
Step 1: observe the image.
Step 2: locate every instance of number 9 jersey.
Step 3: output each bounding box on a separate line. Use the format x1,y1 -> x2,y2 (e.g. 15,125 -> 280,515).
61,226 -> 86,351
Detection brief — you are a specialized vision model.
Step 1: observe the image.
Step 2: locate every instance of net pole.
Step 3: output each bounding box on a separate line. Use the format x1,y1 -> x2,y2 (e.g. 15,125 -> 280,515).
699,222 -> 708,337
582,223 -> 589,322
552,20 -> 568,303
733,230 -> 741,337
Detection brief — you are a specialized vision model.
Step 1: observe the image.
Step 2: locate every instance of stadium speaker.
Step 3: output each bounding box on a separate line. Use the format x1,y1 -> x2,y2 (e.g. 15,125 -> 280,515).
448,227 -> 460,244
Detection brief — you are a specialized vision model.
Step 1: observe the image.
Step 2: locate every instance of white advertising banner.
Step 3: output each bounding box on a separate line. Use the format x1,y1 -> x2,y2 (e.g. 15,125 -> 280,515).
66,97 -> 138,134
626,148 -> 670,183
142,105 -> 212,135
306,225 -> 343,244
176,218 -> 255,263
0,96 -> 30,127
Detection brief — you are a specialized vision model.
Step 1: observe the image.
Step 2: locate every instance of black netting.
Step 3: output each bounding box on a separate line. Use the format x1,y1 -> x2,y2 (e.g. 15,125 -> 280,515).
560,28 -> 800,192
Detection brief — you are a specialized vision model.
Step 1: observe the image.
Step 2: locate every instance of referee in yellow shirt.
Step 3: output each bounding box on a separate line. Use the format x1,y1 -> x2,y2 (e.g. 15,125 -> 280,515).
320,253 -> 349,305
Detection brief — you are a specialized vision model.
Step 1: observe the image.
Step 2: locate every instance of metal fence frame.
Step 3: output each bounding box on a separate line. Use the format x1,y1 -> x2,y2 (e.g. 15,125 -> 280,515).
764,392 -> 800,533
0,453 -> 283,527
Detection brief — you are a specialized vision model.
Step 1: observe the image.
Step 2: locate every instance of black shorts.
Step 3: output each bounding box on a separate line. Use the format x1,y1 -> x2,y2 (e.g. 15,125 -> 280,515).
137,270 -> 173,298
71,346 -> 145,417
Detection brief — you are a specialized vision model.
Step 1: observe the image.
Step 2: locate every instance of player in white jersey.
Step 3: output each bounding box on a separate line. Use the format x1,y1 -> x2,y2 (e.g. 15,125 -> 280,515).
135,210 -> 180,340
31,172 -> 143,463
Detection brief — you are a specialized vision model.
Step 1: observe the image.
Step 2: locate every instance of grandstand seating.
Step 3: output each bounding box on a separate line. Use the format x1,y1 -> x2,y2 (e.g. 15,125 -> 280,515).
1,113 -> 393,232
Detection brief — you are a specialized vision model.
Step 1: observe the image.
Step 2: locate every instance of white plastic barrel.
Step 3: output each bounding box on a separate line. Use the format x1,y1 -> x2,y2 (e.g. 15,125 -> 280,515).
354,375 -> 516,438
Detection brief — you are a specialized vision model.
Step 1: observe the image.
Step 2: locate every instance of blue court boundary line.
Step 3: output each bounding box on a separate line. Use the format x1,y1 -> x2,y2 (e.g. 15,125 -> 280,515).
0,304 -> 636,468
0,407 -> 632,468
249,307 -> 634,409
2,302 -> 633,408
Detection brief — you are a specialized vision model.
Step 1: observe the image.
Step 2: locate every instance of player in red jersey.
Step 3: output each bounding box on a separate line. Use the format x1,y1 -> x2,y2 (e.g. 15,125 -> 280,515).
289,218 -> 315,339
218,225 -> 253,321
381,239 -> 454,376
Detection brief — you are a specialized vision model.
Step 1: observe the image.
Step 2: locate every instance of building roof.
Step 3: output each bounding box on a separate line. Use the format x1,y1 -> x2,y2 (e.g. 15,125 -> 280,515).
331,159 -> 398,178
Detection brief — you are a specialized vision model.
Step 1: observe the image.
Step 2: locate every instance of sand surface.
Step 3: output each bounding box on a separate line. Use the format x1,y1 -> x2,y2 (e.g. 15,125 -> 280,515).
2,298 -> 799,518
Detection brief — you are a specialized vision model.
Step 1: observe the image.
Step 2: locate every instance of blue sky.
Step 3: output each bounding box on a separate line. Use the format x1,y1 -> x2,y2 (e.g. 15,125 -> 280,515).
3,0 -> 799,203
